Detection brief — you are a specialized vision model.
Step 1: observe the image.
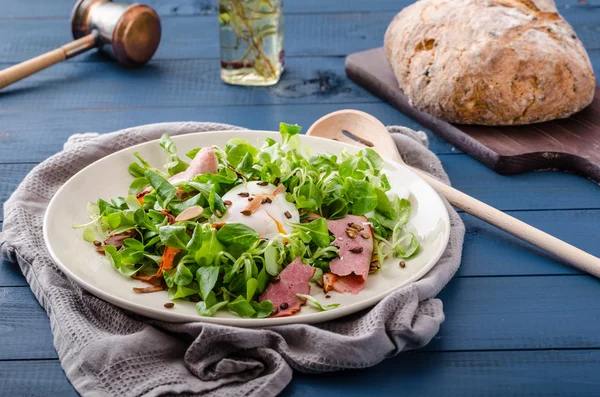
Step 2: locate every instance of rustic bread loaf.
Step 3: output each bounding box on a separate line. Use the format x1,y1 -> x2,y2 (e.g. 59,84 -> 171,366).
383,0 -> 596,125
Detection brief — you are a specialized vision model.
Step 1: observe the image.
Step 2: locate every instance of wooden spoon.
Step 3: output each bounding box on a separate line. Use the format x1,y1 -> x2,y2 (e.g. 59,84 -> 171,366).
306,109 -> 600,278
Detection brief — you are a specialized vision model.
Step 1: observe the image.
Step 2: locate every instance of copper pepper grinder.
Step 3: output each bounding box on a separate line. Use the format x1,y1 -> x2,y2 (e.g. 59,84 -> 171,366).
0,0 -> 161,90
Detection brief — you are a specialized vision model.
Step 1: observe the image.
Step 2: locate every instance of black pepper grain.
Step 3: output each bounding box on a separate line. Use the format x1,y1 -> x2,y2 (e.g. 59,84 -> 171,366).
257,181 -> 268,186
280,302 -> 289,310
93,240 -> 102,247
399,261 -> 406,268
238,192 -> 249,197
284,211 -> 292,219
164,302 -> 175,308
224,200 -> 232,206
350,247 -> 364,254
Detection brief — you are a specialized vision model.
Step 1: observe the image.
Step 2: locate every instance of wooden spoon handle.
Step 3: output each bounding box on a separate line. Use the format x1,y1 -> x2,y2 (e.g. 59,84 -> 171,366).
0,33 -> 97,90
413,169 -> 600,277
306,109 -> 600,277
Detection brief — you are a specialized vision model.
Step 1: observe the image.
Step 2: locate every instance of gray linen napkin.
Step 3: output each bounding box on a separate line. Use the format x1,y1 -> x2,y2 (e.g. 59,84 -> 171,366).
0,122 -> 464,397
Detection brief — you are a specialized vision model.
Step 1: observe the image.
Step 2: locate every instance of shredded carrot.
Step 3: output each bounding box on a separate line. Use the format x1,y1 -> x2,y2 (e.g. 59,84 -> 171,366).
133,247 -> 181,284
322,273 -> 337,293
161,247 -> 180,271
137,196 -> 145,206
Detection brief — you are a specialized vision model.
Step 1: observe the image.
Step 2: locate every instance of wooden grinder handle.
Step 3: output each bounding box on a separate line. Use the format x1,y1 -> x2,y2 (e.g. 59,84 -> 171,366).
0,33 -> 97,90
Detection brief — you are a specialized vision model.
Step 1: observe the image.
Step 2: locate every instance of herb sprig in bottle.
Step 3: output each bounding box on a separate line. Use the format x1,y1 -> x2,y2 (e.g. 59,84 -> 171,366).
219,0 -> 284,86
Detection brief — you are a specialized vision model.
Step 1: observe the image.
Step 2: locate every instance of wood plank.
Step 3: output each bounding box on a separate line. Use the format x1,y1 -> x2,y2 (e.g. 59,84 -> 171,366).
1,51 -> 598,112
440,154 -> 600,211
0,163 -> 35,222
0,361 -> 77,397
1,208 -> 597,289
0,9 -> 598,63
0,13 -> 391,61
153,0 -> 600,14
285,349 -> 600,397
3,275 -> 600,361
0,0 -> 411,18
0,221 -> 27,287
0,103 -> 456,163
0,287 -> 56,360
457,209 -> 599,277
430,275 -> 600,351
3,349 -> 600,397
2,154 -> 599,224
0,0 -> 596,18
0,258 -> 25,287
0,207 -> 596,290
0,58 -> 376,111
0,258 -> 24,287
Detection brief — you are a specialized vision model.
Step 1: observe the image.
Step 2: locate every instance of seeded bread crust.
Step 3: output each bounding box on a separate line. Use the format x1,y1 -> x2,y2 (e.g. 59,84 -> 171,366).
383,0 -> 596,125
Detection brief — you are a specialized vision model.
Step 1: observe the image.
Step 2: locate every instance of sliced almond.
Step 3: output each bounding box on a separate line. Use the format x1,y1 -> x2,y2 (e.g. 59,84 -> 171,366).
133,285 -> 165,293
242,195 -> 263,215
272,184 -> 286,196
239,184 -> 286,216
175,206 -> 204,222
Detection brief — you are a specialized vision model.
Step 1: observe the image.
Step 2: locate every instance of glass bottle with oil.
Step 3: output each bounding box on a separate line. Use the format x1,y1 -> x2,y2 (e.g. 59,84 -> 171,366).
219,0 -> 284,86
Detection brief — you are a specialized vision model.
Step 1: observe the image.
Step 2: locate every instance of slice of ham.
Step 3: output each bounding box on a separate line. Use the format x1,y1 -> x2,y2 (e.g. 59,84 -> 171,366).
97,229 -> 138,253
323,215 -> 374,294
137,146 -> 218,197
259,257 -> 316,317
169,146 -> 218,184
323,273 -> 366,294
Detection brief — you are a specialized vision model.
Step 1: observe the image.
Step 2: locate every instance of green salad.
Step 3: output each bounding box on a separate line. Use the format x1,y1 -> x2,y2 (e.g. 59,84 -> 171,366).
74,123 -> 419,318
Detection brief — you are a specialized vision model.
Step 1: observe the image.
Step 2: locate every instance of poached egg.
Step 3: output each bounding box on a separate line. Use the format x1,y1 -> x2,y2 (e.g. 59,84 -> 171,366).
220,182 -> 300,239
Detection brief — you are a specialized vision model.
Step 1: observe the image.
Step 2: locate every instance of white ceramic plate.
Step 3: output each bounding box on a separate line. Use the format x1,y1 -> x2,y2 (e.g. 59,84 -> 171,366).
44,131 -> 450,327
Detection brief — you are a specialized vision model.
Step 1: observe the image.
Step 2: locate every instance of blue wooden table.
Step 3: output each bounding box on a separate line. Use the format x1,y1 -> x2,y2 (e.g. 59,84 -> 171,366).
1,0 -> 599,395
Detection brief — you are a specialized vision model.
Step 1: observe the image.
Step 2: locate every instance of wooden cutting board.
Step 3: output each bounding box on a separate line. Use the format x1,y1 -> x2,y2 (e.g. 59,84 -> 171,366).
346,48 -> 600,183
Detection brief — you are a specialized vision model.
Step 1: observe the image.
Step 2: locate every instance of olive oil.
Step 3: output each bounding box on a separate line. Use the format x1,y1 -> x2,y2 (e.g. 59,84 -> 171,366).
219,0 -> 284,86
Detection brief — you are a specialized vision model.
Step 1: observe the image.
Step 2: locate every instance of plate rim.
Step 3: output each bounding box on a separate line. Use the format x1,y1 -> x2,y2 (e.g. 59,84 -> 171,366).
43,129 -> 451,327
